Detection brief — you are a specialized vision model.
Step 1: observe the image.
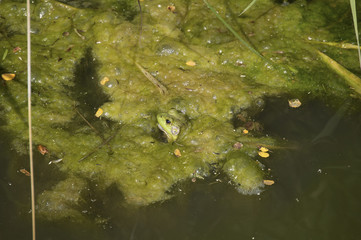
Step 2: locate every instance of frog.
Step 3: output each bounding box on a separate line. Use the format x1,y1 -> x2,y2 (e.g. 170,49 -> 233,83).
157,109 -> 186,142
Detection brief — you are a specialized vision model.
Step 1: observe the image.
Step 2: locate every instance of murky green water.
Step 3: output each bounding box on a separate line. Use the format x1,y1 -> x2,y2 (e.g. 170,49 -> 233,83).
1,97 -> 361,240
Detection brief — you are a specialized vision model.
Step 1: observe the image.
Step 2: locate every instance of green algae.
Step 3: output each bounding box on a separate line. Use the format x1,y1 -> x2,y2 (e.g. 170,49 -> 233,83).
0,0 -> 360,221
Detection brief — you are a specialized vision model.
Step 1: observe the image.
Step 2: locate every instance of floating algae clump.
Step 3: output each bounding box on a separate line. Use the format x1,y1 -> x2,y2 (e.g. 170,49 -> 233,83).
1,0 -> 359,220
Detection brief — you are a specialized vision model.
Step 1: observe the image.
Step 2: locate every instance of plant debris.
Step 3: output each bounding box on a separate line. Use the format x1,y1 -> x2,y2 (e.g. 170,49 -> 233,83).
20,169 -> 31,176
1,73 -> 15,81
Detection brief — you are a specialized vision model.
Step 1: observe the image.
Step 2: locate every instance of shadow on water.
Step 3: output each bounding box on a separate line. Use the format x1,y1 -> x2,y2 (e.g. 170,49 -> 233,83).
0,128 -> 34,239
65,48 -> 117,138
2,95 -> 361,240
0,66 -> 27,127
71,48 -> 109,115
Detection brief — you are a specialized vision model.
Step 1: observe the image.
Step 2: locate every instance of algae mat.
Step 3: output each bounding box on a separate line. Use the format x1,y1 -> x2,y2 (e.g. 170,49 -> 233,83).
0,0 -> 359,220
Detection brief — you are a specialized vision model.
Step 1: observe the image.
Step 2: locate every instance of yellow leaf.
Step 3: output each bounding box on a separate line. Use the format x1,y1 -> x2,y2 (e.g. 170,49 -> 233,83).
1,73 -> 15,81
100,76 -> 109,85
242,129 -> 249,134
259,147 -> 269,152
174,148 -> 181,157
288,99 -> 301,108
258,151 -> 270,158
95,108 -> 103,117
186,60 -> 196,66
263,180 -> 275,185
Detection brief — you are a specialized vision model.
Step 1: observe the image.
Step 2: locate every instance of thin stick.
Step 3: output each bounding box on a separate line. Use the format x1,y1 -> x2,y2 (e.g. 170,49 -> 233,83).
239,0 -> 258,16
74,108 -> 102,136
203,0 -> 265,61
135,62 -> 168,95
26,0 -> 36,239
78,133 -> 116,162
137,0 -> 143,47
350,0 -> 361,69
74,107 -> 112,151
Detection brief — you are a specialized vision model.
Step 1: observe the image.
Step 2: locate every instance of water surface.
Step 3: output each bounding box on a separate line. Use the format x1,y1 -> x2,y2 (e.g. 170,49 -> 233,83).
1,97 -> 360,240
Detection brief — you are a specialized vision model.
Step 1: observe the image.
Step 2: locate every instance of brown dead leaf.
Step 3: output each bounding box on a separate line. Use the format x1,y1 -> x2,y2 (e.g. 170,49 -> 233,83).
20,169 -> 31,176
37,145 -> 48,155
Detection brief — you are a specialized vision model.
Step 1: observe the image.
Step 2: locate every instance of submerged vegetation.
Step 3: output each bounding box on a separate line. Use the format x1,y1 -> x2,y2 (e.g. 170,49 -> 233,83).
0,0 -> 360,221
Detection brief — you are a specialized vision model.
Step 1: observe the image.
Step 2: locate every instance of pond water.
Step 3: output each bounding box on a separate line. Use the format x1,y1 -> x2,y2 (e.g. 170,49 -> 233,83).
1,96 -> 360,240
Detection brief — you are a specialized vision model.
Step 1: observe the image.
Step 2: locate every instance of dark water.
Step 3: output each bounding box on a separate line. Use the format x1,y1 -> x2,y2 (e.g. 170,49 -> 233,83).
1,96 -> 361,240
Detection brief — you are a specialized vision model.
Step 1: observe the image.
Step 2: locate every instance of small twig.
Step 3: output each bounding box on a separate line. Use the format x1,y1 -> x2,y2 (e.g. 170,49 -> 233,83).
74,28 -> 85,40
137,0 -> 143,47
75,108 -> 102,136
74,107 -> 112,152
78,133 -> 117,162
239,0 -> 258,16
135,62 -> 168,95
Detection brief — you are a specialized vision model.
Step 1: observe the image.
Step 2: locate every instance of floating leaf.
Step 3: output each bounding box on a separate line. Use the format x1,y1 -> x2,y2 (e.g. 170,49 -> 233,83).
12,47 -> 21,53
37,145 -> 48,155
259,147 -> 269,152
174,148 -> 181,157
1,73 -> 15,81
242,129 -> 249,134
288,99 -> 301,108
258,151 -> 270,158
95,108 -> 103,117
20,169 -> 31,176
186,60 -> 196,66
100,76 -> 109,85
263,179 -> 275,185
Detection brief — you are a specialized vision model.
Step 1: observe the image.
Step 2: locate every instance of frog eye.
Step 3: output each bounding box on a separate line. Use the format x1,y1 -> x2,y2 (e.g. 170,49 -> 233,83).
171,126 -> 180,136
166,119 -> 171,124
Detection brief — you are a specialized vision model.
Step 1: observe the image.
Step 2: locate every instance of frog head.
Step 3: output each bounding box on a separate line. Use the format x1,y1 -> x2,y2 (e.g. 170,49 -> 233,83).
157,109 -> 185,142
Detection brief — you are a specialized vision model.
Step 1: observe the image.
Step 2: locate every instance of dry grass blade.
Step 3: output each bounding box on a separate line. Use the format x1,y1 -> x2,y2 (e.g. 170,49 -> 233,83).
310,41 -> 361,49
317,50 -> 361,96
26,0 -> 36,239
78,132 -> 117,162
239,0 -> 258,16
203,0 -> 265,61
350,0 -> 361,69
135,62 -> 168,95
